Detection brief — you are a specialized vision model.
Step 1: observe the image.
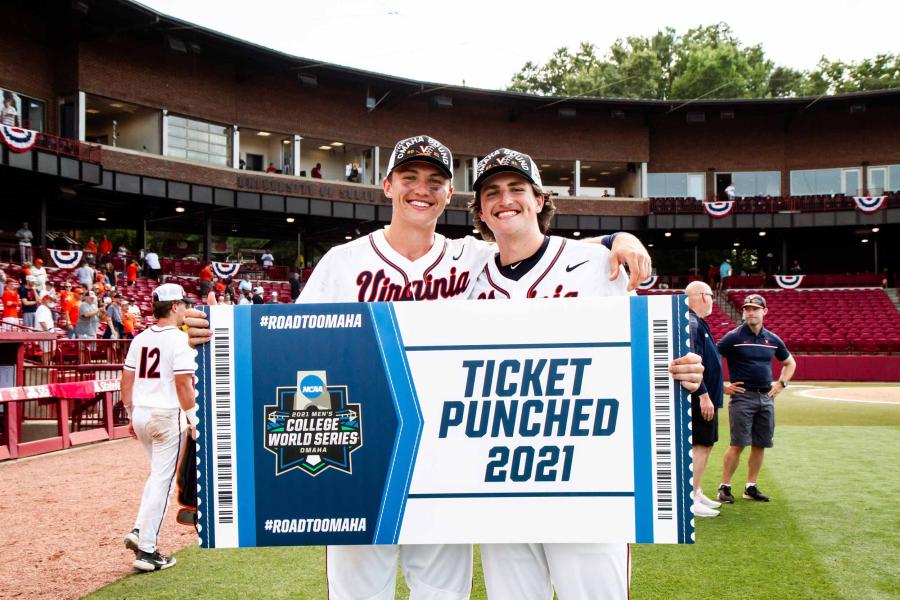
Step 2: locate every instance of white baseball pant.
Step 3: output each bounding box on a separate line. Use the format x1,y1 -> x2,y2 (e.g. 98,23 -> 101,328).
481,542 -> 629,600
326,543 -> 473,600
132,406 -> 185,553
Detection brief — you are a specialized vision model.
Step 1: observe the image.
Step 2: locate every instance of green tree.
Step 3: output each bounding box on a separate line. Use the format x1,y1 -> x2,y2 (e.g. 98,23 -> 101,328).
507,23 -> 899,99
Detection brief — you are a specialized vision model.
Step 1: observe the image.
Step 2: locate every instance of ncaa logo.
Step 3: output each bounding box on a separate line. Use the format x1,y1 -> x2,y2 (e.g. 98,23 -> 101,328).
300,374 -> 325,399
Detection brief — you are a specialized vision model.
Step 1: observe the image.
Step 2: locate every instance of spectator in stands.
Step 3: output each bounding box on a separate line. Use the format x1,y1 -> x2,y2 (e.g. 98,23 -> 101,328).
84,237 -> 97,264
718,258 -> 732,291
289,271 -> 301,301
311,163 -> 323,179
238,289 -> 253,305
238,273 -> 253,294
269,291 -> 279,304
19,276 -> 39,328
251,286 -> 265,305
144,249 -> 161,281
789,260 -> 802,275
126,259 -> 139,286
18,262 -> 31,287
223,278 -> 237,304
725,182 -> 736,201
0,267 -> 6,287
686,281 -> 724,518
31,258 -> 47,293
122,303 -> 136,339
15,222 -> 33,264
62,284 -> 80,339
266,162 -> 278,173
99,236 -> 113,262
107,294 -> 125,339
2,279 -> 21,325
717,294 -> 797,504
34,294 -> 55,332
75,292 -> 100,339
260,251 -> 274,269
76,261 -> 94,288
199,263 -> 213,297
347,163 -> 361,183
117,244 -> 129,259
1,94 -> 20,127
103,262 -> 118,287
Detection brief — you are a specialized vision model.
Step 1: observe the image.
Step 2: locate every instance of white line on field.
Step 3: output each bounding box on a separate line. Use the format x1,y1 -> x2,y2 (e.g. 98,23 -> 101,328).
798,388 -> 900,404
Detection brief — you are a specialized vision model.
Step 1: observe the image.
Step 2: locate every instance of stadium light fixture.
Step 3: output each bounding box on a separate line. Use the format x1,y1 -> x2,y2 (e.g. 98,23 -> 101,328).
97,216 -> 107,222
541,164 -> 551,168
664,232 -> 672,237
861,238 -> 869,243
581,165 -> 591,170
872,227 -> 880,232
472,229 -> 479,234
560,176 -> 569,181
175,206 -> 185,213
733,242 -> 740,247
85,108 -> 100,114
286,217 -> 295,223
109,103 -> 124,109
647,243 -> 654,248
318,145 -> 332,150
758,231 -> 766,236
257,131 -> 271,137
330,142 -> 344,147
344,235 -> 353,240
573,231 -> 581,237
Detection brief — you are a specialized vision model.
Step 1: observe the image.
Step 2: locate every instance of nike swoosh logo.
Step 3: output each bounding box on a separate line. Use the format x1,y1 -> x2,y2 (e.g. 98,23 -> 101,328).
566,260 -> 589,272
452,248 -> 464,261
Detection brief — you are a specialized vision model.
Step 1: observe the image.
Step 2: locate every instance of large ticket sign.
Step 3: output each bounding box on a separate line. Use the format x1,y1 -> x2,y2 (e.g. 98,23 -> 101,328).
196,295 -> 694,548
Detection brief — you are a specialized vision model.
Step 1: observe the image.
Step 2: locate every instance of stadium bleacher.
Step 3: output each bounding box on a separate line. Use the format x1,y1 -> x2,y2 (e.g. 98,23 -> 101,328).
726,288 -> 900,353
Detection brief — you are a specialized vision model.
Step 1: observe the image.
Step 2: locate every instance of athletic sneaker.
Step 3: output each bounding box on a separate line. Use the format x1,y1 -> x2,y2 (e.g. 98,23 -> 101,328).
743,485 -> 770,502
692,501 -> 720,518
696,491 -> 722,509
133,550 -> 177,572
717,484 -> 735,504
123,529 -> 140,554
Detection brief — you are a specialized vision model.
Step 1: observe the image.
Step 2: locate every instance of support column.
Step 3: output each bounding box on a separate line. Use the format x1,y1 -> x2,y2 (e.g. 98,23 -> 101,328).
136,217 -> 147,255
204,210 -> 213,263
373,146 -> 380,184
781,236 -> 788,275
293,135 -> 301,176
297,231 -> 305,269
38,195 -> 47,253
640,162 -> 648,199
232,126 -> 240,169
76,91 -> 86,142
161,109 -> 169,156
574,160 -> 581,197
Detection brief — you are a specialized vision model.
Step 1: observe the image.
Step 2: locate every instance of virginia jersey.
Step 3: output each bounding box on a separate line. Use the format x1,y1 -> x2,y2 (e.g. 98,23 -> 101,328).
471,236 -> 631,300
298,229 -> 494,303
124,325 -> 197,409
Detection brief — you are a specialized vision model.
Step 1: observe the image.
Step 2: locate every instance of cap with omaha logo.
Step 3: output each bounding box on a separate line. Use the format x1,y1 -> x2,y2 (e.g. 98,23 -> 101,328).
473,148 -> 543,195
386,135 -> 453,180
152,283 -> 192,304
742,294 -> 767,309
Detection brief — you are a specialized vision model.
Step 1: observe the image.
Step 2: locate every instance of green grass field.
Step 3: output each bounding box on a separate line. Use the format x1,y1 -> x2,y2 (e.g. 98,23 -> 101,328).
88,383 -> 900,600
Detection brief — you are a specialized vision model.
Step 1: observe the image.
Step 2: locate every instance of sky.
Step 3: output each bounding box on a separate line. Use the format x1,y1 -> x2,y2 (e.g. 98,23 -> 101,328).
139,0 -> 897,91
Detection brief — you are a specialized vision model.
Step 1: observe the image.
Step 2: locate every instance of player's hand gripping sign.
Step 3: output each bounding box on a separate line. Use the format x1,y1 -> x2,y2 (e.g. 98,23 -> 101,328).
196,295 -> 694,547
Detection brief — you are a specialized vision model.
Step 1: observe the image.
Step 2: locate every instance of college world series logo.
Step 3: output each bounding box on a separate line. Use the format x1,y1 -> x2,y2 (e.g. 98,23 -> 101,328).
264,371 -> 363,476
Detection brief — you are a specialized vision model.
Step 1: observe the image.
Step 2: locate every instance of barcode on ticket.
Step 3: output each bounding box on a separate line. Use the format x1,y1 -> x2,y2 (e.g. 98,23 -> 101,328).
647,299 -> 679,540
210,307 -> 238,546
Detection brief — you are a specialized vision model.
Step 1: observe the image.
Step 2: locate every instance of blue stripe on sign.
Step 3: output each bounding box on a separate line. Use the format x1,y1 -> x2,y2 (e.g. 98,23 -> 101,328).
368,303 -> 423,544
408,492 -> 635,499
629,295 -> 653,543
672,295 -> 695,544
234,306 -> 256,547
405,342 -> 630,352
199,306 -> 214,549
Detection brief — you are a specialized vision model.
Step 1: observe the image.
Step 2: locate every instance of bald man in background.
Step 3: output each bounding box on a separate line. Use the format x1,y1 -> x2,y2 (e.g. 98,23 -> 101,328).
685,281 -> 724,517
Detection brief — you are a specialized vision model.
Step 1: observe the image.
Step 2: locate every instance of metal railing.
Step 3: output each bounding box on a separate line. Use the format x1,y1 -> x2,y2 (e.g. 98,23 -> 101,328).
649,193 -> 900,215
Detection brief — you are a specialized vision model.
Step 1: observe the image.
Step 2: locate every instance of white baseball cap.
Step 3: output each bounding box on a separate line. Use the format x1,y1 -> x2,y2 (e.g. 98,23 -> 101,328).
152,283 -> 190,303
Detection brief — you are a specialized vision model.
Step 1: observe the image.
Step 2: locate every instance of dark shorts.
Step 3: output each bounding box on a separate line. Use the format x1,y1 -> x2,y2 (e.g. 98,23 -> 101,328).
691,400 -> 718,447
728,391 -> 775,448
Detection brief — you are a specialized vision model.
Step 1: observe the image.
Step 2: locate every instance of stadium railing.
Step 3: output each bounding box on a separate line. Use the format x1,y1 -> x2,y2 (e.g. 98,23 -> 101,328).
649,193 -> 900,215
0,378 -> 126,460
33,131 -> 102,164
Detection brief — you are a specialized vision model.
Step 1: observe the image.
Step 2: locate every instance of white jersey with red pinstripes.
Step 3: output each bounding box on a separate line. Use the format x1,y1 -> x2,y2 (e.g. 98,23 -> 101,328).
297,229 -> 494,303
123,325 -> 197,409
471,236 -> 630,300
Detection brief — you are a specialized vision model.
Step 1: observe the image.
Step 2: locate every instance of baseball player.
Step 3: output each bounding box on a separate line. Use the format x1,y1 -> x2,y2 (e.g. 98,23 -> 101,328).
468,148 -> 703,600
121,283 -> 198,572
185,135 -> 653,599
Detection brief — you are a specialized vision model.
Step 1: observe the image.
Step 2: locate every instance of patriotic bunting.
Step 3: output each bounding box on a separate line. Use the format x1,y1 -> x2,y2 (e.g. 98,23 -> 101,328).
702,201 -> 734,218
638,275 -> 659,290
774,274 -> 804,289
852,196 -> 886,214
49,249 -> 84,269
0,126 -> 38,153
213,262 -> 241,279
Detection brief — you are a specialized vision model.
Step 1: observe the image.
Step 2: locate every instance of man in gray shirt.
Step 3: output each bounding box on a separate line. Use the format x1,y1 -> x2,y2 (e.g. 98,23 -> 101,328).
75,293 -> 100,339
76,262 -> 95,288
